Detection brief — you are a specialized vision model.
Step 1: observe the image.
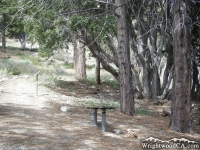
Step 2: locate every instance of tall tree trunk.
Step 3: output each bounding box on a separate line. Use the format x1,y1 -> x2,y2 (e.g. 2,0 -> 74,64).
1,14 -> 6,52
74,38 -> 86,79
116,0 -> 134,116
137,22 -> 151,99
151,67 -> 161,100
129,19 -> 143,99
73,38 -> 78,71
170,0 -> 193,133
142,65 -> 151,99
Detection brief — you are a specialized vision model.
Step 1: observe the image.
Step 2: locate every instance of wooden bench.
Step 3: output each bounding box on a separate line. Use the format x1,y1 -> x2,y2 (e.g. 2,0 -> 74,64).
86,106 -> 116,132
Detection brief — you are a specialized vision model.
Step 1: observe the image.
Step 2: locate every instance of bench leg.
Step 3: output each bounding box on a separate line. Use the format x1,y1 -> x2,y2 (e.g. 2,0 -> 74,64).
93,109 -> 98,125
102,110 -> 106,132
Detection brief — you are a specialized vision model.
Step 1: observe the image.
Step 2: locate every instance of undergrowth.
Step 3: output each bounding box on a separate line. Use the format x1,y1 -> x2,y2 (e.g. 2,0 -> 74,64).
79,77 -> 119,89
77,97 -> 120,108
135,108 -> 152,116
0,58 -> 38,75
17,52 -> 43,66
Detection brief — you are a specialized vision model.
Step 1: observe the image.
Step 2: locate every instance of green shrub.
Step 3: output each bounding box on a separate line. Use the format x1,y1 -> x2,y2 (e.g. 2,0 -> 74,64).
20,48 -> 38,52
17,53 -> 43,66
38,74 -> 55,86
101,78 -> 119,89
79,77 -> 119,89
6,46 -> 19,50
53,53 -> 66,61
17,52 -> 26,59
0,58 -> 38,75
135,108 -> 152,116
86,65 -> 94,70
78,78 -> 96,85
28,57 -> 43,66
53,79 -> 68,88
8,67 -> 21,75
64,62 -> 74,69
38,49 -> 54,58
77,98 -> 120,108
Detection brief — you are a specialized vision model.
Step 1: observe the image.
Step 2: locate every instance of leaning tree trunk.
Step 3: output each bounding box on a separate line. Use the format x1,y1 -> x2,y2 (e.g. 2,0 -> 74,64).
161,39 -> 173,93
81,34 -> 119,80
161,68 -> 173,100
170,0 -> 193,133
116,0 -> 134,116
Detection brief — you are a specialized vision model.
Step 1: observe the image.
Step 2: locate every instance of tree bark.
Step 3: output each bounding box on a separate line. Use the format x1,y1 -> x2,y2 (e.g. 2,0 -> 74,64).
142,65 -> 151,99
19,33 -> 28,49
131,65 -> 143,99
191,61 -> 199,99
161,63 -> 169,93
161,68 -> 173,100
116,0 -> 134,116
137,21 -> 151,99
73,37 -> 78,71
95,57 -> 100,84
74,39 -> 86,79
151,67 -> 161,100
161,45 -> 173,93
170,0 -> 193,133
1,14 -> 6,52
197,81 -> 200,101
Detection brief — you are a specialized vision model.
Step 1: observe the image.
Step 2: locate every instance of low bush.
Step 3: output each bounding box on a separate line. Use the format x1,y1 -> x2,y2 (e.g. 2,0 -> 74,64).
0,58 -> 38,75
79,76 -> 119,89
8,67 -> 21,75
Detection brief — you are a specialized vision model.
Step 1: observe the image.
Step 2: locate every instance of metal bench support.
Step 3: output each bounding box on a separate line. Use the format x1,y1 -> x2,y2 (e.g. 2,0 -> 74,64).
102,109 -> 106,132
86,106 -> 116,132
94,109 -> 98,125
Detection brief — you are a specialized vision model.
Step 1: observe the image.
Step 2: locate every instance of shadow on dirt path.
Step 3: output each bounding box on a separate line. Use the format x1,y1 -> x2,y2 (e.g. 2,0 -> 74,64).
0,76 -> 137,150
0,75 -> 200,150
0,103 -> 102,150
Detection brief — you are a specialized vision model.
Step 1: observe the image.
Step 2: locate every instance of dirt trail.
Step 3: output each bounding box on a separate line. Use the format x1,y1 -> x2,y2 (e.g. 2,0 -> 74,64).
0,75 -> 200,150
0,76 -> 52,109
0,76 -> 98,150
0,76 -> 138,150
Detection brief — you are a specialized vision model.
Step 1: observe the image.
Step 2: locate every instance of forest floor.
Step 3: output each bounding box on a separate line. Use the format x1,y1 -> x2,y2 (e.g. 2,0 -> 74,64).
0,49 -> 200,150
